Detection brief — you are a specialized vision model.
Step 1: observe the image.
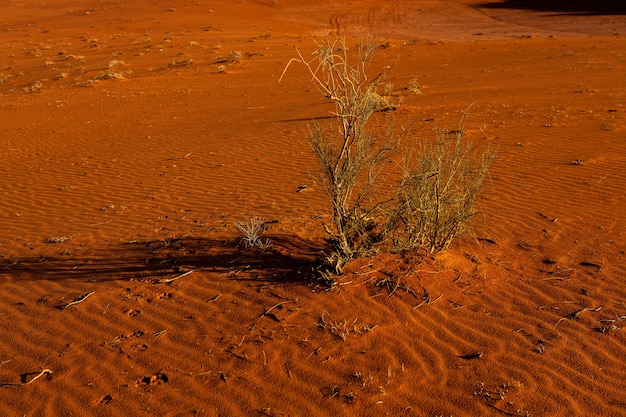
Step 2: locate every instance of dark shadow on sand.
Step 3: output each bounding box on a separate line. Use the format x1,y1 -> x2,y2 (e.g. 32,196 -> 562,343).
477,0 -> 626,16
0,234 -> 324,285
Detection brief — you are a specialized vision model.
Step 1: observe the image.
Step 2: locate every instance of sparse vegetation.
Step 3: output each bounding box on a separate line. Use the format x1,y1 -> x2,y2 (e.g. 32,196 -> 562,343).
282,37 -> 494,275
386,115 -> 495,253
404,78 -> 422,95
318,312 -> 377,341
214,50 -> 245,64
168,53 -> 194,68
24,80 -> 44,93
46,235 -> 71,244
92,60 -> 128,81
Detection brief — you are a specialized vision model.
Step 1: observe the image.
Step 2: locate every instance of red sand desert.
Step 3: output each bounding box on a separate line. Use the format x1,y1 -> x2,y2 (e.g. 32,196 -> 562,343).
1,1 -> 626,416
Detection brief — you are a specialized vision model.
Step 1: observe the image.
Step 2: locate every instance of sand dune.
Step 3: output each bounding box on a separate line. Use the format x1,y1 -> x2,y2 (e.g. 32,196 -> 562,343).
1,0 -> 625,416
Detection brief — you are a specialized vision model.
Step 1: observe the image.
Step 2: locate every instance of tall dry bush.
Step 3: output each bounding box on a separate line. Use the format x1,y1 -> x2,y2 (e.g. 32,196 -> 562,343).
282,37 -> 399,271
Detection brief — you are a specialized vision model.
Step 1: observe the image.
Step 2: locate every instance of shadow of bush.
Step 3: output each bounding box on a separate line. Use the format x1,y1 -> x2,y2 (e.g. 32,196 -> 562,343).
0,234 -> 322,284
477,0 -> 626,15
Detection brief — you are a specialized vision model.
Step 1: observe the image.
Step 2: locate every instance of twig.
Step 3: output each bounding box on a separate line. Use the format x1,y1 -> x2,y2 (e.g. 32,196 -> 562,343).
153,330 -> 167,338
305,347 -> 322,362
387,279 -> 400,297
258,301 -> 293,320
157,270 -> 194,284
1,369 -> 53,387
413,294 -> 443,309
228,349 -> 249,361
487,402 -> 518,416
208,293 -> 222,303
60,292 -> 95,309
23,369 -> 53,385
554,306 -> 601,329
538,276 -> 570,281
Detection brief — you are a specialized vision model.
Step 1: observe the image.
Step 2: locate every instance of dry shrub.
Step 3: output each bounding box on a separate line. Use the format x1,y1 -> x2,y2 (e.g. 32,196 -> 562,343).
282,37 -> 400,272
386,115 -> 495,253
282,37 -> 494,273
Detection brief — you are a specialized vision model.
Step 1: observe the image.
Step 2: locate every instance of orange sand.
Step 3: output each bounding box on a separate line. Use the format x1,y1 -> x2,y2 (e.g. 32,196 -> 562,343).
1,1 -> 625,416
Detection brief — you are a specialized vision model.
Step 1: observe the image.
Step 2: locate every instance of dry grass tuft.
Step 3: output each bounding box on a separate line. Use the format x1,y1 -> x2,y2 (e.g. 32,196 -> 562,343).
234,215 -> 272,250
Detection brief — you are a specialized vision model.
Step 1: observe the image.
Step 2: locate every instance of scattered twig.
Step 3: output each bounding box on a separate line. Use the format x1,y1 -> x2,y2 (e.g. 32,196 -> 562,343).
305,347 -> 322,362
413,293 -> 443,309
554,306 -> 601,329
157,270 -> 194,284
153,330 -> 167,338
538,275 -> 571,281
1,369 -> 53,387
228,349 -> 249,361
59,292 -> 95,309
23,369 -> 53,385
258,301 -> 293,320
208,293 -> 222,303
598,313 -> 625,333
486,403 -> 519,416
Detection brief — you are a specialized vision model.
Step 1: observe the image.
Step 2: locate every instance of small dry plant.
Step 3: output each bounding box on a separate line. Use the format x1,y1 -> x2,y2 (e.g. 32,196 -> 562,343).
387,111 -> 495,253
92,60 -> 128,81
234,215 -> 271,249
318,312 -> 377,341
168,53 -> 194,68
